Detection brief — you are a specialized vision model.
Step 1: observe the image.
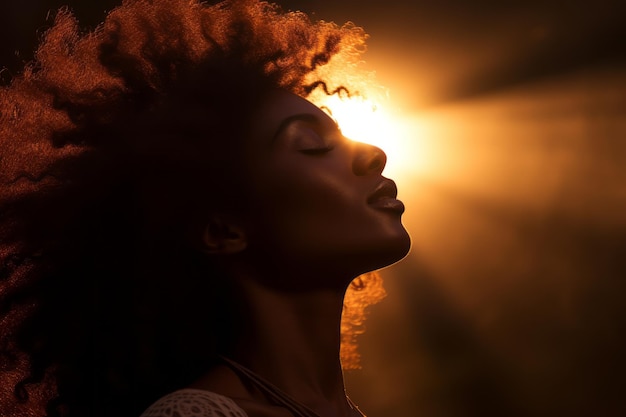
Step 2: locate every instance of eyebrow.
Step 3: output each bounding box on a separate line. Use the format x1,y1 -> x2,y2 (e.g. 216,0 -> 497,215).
271,113 -> 337,143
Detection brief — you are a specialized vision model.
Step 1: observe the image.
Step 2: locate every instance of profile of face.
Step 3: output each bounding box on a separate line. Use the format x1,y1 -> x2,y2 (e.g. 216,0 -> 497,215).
204,90 -> 411,289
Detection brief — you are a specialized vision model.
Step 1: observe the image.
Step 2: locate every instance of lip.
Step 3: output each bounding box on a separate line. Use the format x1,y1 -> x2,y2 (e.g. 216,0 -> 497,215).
367,179 -> 405,214
369,197 -> 405,213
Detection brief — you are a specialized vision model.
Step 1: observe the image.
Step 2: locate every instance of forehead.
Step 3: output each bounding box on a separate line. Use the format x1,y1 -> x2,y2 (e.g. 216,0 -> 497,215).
247,90 -> 332,145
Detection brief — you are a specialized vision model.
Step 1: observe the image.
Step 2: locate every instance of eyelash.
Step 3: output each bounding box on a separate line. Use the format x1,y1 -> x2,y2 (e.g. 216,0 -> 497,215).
299,146 -> 334,155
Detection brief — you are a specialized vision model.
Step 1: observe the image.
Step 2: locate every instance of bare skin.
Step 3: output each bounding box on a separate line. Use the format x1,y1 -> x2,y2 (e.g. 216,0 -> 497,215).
188,90 -> 410,417
190,284 -> 352,417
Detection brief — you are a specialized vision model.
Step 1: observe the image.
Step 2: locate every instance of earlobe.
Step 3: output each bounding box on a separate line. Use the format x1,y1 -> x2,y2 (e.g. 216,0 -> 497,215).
201,216 -> 248,255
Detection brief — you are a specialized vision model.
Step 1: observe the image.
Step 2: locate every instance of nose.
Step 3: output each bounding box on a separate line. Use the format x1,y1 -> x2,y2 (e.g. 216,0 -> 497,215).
352,142 -> 387,176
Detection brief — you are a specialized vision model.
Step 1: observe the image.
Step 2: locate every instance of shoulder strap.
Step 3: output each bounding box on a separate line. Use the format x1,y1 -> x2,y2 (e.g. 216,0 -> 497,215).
220,356 -> 322,417
219,356 -> 364,417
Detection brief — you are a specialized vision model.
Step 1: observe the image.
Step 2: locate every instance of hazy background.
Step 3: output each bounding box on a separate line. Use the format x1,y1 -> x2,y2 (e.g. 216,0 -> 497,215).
3,1 -> 625,416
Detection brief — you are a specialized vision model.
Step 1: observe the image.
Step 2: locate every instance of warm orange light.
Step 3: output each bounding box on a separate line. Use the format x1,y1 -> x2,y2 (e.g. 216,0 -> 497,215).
322,95 -> 390,146
315,94 -> 429,180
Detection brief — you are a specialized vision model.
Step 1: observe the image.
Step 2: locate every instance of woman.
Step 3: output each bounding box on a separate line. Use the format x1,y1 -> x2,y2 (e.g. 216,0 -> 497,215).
0,0 -> 410,416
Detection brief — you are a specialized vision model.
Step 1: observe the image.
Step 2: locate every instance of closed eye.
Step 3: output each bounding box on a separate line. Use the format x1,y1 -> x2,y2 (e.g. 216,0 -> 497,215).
299,146 -> 335,155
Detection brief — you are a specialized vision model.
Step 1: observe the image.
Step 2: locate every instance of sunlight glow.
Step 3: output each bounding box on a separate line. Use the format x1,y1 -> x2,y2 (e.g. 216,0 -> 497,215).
316,94 -> 428,180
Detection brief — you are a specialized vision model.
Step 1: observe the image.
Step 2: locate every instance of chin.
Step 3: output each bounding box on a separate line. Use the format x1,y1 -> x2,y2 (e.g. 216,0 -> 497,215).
381,232 -> 412,267
391,231 -> 412,262
355,229 -> 412,275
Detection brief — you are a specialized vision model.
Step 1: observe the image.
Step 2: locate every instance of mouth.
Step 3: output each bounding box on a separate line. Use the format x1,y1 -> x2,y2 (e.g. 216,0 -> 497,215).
367,179 -> 405,214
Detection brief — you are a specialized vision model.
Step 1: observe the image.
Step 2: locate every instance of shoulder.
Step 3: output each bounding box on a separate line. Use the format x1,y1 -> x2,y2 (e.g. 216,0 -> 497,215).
140,388 -> 249,417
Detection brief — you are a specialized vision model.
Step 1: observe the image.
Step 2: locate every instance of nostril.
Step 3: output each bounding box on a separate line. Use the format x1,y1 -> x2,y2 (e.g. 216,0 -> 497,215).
369,157 -> 382,171
369,145 -> 387,173
353,143 -> 387,175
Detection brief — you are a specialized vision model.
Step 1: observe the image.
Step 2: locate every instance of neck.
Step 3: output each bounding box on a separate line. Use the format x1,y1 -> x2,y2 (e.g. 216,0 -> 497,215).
227,272 -> 353,415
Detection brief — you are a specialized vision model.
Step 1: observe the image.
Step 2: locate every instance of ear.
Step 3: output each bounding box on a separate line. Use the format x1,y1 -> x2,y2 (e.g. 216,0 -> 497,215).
201,215 -> 248,255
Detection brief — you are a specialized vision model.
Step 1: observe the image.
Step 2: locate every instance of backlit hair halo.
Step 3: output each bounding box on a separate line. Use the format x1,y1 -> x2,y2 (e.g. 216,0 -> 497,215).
0,0 -> 386,416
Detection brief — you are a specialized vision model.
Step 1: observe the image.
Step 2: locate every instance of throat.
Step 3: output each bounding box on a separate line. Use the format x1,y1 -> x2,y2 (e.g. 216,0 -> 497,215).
226,282 -> 350,408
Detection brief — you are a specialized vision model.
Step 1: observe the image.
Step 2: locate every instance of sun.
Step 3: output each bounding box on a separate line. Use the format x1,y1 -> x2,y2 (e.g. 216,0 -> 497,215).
315,94 -> 425,180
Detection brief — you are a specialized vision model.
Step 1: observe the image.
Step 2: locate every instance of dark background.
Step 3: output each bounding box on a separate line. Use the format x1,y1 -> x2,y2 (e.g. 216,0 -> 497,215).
3,1 -> 626,416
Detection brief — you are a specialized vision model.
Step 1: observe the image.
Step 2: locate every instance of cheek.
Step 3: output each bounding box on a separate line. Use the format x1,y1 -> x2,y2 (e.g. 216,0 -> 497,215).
246,159 -> 351,242
255,167 -> 360,236
248,163 -> 407,264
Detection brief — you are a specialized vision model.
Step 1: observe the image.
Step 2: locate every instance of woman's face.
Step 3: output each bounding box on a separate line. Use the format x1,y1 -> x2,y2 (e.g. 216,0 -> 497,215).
235,90 -> 411,286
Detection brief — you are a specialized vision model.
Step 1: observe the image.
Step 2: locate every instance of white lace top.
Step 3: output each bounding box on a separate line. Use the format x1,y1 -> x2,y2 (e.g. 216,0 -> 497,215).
140,388 -> 249,417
